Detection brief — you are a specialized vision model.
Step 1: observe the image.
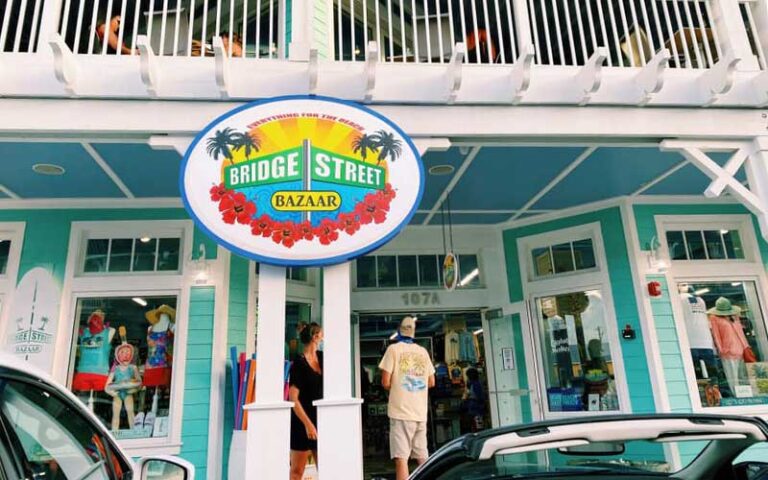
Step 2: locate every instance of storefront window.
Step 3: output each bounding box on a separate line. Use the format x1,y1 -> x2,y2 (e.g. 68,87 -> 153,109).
83,237 -> 181,274
666,229 -> 744,261
0,239 -> 10,275
69,295 -> 178,440
355,253 -> 482,289
254,263 -> 310,283
677,281 -> 768,408
531,238 -> 596,279
535,290 -> 621,413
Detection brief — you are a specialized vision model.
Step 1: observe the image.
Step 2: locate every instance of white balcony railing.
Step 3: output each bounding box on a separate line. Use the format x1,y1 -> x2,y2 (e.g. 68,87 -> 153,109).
740,0 -> 767,70
329,0 -> 751,69
1,0 -> 45,53
1,0 -> 285,57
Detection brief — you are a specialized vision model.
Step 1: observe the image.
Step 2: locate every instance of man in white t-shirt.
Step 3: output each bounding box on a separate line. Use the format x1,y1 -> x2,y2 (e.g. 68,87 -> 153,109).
379,316 -> 436,480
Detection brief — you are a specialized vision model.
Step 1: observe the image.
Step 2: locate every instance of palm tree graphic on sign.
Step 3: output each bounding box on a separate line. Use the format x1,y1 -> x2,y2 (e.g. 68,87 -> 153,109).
353,130 -> 403,165
207,128 -> 260,165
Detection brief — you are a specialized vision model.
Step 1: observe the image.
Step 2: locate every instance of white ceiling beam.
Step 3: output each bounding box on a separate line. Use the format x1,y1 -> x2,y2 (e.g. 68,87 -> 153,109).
422,146 -> 482,225
0,184 -> 20,199
81,142 -> 135,199
415,209 -> 555,214
0,198 -> 182,209
507,146 -> 597,222
631,160 -> 689,196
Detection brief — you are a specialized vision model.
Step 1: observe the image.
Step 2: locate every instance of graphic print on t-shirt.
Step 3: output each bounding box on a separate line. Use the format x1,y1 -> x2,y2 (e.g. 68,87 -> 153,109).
398,351 -> 428,392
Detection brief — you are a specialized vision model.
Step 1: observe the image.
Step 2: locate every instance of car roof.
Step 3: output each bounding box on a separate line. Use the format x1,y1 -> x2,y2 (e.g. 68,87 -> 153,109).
0,352 -> 134,468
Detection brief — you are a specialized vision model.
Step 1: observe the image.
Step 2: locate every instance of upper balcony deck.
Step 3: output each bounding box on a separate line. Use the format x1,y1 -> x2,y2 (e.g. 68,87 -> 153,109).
1,0 -> 767,106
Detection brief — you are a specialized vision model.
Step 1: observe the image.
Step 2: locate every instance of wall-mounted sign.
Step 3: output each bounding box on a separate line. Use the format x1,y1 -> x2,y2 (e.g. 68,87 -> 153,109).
442,252 -> 459,291
181,96 -> 424,267
501,347 -> 515,370
3,267 -> 60,373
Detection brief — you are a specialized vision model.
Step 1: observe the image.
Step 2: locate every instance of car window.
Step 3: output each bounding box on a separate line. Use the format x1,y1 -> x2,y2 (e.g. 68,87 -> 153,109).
734,443 -> 768,480
0,378 -> 128,480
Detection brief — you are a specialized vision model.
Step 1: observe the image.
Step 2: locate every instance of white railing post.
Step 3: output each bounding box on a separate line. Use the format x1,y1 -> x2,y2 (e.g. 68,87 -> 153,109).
287,0 -> 311,60
709,0 -> 760,71
243,264 -> 292,480
512,0 -> 535,53
35,0 -> 64,53
749,0 -> 768,69
315,262 -> 364,480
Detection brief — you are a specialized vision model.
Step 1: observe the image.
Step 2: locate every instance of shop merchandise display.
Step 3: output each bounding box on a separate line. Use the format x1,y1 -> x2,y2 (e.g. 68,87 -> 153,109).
104,330 -> 142,431
679,285 -> 768,408
72,310 -> 116,405
71,298 -> 178,440
539,294 -> 620,413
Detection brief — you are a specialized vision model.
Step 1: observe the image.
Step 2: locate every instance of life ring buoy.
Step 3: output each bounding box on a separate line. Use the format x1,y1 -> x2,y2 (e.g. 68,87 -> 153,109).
466,29 -> 497,62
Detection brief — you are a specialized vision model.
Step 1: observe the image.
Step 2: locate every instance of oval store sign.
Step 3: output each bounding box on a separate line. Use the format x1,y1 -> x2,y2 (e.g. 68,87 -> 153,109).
181,96 -> 424,266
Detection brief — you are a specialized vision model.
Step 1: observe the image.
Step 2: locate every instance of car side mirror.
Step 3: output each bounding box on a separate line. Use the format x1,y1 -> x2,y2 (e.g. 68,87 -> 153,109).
734,461 -> 768,480
137,456 -> 195,480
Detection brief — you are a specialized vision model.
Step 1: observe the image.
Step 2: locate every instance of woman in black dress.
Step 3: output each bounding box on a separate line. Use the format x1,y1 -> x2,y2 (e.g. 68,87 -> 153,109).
289,322 -> 323,480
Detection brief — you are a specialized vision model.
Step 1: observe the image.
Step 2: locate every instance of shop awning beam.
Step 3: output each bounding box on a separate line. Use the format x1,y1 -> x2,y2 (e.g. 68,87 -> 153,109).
575,48 -> 607,106
137,36 -> 159,98
363,41 -> 378,103
212,36 -> 231,99
634,49 -> 671,106
661,138 -> 768,242
699,50 -> 740,106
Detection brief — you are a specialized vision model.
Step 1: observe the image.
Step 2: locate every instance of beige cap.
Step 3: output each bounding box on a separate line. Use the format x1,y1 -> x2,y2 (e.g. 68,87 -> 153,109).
399,316 -> 416,337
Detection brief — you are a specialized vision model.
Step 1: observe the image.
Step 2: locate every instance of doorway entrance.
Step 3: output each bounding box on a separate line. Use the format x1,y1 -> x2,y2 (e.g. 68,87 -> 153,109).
354,310 -> 488,479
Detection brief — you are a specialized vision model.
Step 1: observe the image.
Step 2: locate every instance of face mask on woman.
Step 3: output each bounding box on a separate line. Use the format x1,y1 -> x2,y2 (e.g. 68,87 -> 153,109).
317,340 -> 325,351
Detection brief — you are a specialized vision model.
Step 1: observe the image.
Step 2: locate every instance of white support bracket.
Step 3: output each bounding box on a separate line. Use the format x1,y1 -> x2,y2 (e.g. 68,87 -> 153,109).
752,70 -> 768,107
136,36 -> 159,98
699,50 -> 739,106
575,47 -> 608,106
509,44 -> 535,105
634,49 -> 671,106
412,137 -> 452,156
308,49 -> 319,95
446,43 -> 466,104
212,36 -> 231,99
363,41 -> 378,103
661,139 -> 768,241
49,33 -> 77,96
148,135 -> 194,155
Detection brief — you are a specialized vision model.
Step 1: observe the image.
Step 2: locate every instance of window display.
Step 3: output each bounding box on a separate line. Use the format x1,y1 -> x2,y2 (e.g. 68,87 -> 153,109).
678,282 -> 768,408
535,290 -> 621,413
0,239 -> 10,275
69,296 -> 177,440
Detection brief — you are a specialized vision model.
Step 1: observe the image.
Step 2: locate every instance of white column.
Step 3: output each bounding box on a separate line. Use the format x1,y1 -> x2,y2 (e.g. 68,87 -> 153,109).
746,137 -> 768,243
287,0 -> 312,61
243,264 -> 293,480
709,0 -> 760,71
315,262 -> 364,480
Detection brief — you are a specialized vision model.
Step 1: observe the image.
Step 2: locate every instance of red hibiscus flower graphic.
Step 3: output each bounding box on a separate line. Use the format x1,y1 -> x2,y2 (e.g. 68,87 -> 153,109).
210,183 -> 230,202
355,193 -> 389,225
382,183 -> 396,202
220,192 -> 256,225
298,221 -> 315,241
314,219 -> 339,246
272,222 -> 300,248
250,214 -> 274,237
338,212 -> 361,235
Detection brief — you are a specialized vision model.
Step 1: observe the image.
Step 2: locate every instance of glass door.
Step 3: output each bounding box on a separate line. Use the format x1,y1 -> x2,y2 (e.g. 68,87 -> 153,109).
486,313 -> 530,428
531,289 -> 623,417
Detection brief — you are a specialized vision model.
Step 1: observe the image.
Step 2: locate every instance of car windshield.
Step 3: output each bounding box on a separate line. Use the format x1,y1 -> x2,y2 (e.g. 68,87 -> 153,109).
438,438 -> 717,479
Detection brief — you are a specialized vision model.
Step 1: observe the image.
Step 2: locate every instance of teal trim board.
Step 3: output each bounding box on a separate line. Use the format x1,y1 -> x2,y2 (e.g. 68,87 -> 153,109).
181,287 -> 216,478
647,275 -> 693,413
0,208 -> 217,285
222,254 -> 251,480
633,204 -> 768,269
502,207 -> 656,414
511,313 -> 533,423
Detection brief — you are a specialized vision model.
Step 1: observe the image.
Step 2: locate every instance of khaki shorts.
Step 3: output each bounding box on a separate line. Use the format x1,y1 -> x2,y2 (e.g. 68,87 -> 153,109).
389,418 -> 428,460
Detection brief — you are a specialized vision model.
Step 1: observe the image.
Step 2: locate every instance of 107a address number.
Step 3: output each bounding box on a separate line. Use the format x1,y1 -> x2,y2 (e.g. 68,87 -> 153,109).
401,292 -> 440,306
